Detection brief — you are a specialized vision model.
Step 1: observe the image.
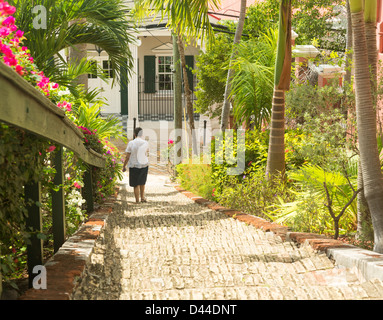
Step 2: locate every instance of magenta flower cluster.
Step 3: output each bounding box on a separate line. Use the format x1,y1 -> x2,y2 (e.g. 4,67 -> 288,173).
0,0 -> 59,97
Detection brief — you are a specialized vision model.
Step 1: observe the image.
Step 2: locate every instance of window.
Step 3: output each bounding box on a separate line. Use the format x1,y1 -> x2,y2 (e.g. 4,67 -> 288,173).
88,60 -> 98,79
157,56 -> 173,91
102,60 -> 114,79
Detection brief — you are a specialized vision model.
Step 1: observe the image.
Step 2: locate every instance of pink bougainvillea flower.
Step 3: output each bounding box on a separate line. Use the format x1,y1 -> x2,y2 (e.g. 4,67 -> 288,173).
3,55 -> 17,66
2,16 -> 15,27
168,139 -> 174,145
0,2 -> 16,16
52,83 -> 59,89
0,43 -> 13,58
74,182 -> 81,189
0,27 -> 11,37
47,145 -> 56,152
14,30 -> 24,38
15,64 -> 23,75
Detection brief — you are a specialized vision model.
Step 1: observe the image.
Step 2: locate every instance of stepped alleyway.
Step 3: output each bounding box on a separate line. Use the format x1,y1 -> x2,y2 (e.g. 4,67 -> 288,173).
72,161 -> 383,300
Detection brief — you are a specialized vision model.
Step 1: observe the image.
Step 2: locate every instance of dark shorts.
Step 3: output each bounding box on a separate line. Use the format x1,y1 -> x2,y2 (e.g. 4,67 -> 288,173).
129,166 -> 148,187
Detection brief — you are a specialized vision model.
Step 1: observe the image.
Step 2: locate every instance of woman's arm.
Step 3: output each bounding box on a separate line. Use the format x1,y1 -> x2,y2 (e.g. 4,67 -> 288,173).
122,153 -> 131,172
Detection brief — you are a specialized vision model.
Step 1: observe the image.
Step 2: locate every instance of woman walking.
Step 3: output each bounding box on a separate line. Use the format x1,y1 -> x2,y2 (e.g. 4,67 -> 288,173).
122,127 -> 149,203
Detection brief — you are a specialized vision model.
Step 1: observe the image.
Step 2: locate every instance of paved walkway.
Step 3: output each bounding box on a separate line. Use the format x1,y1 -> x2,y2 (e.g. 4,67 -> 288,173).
72,169 -> 383,300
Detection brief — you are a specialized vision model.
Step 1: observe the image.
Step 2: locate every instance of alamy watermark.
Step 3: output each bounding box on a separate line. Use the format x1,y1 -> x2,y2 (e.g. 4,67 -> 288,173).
32,265 -> 47,289
32,5 -> 47,30
135,123 -> 246,175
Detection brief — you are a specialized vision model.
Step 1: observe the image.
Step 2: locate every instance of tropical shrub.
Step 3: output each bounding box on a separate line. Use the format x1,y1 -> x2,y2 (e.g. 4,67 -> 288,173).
217,168 -> 292,219
10,0 -> 135,95
176,163 -> 215,201
210,130 -> 269,196
266,162 -> 359,238
230,30 -> 277,128
92,139 -> 123,203
194,33 -> 232,118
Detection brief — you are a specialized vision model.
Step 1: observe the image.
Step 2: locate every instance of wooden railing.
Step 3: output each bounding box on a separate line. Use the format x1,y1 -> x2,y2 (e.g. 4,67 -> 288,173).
0,62 -> 106,289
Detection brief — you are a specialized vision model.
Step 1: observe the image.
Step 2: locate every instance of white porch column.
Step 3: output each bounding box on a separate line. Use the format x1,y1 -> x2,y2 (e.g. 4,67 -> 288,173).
127,42 -> 139,138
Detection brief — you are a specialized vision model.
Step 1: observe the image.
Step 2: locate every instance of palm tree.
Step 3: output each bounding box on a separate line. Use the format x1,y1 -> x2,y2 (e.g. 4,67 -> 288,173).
349,0 -> 383,253
230,30 -> 277,129
265,0 -> 292,178
135,0 -> 221,154
220,0 -> 247,131
10,0 -> 135,95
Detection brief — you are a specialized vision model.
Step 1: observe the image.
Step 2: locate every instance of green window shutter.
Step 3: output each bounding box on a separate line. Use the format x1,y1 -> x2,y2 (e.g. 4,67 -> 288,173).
185,55 -> 194,91
144,56 -> 156,93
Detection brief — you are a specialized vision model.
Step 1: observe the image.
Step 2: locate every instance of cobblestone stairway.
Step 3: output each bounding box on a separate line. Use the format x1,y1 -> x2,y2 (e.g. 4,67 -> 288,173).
72,172 -> 383,300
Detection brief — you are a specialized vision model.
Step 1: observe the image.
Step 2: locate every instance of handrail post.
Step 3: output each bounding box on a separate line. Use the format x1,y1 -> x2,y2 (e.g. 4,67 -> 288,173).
51,146 -> 66,253
25,181 -> 43,289
83,166 -> 94,213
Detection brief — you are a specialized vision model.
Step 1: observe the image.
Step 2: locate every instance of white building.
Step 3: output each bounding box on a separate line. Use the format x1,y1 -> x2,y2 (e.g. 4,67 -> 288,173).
84,1 -> 253,146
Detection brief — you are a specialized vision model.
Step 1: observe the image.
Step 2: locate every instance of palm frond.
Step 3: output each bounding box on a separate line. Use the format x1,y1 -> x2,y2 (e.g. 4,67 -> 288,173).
11,0 -> 136,87
75,100 -> 127,142
135,0 -> 221,44
229,31 -> 277,127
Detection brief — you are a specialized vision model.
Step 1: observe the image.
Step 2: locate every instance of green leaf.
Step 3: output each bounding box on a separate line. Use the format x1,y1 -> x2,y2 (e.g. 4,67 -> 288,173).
37,233 -> 47,241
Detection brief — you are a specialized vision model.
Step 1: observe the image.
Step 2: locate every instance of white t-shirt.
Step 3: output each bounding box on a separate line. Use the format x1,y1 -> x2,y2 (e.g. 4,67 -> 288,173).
126,137 -> 149,168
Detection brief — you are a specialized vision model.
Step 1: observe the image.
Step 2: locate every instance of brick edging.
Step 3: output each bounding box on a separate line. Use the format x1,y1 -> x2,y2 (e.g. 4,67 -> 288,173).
19,189 -> 119,300
174,185 -> 383,282
173,185 -> 353,252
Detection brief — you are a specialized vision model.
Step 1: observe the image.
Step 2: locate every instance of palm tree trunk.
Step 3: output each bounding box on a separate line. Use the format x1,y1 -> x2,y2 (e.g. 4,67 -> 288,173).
356,0 -> 377,241
344,0 -> 353,84
69,43 -> 89,90
173,33 -> 183,166
176,34 -> 198,155
345,1 -> 371,241
350,0 -> 383,253
266,88 -> 286,177
266,0 -> 292,178
220,0 -> 247,132
69,19 -> 88,91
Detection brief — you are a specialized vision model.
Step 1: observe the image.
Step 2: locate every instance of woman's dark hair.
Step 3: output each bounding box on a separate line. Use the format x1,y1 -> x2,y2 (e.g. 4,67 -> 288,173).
134,127 -> 143,138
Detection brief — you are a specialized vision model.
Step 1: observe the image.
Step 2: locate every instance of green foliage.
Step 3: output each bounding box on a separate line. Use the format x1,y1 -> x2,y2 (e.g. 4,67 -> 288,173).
266,162 -> 358,236
266,80 -> 359,238
0,123 -> 50,246
134,0 -> 220,45
286,80 -> 355,172
10,0 -> 136,91
195,29 -> 277,127
194,34 -> 232,117
74,100 -> 127,143
92,140 -> 123,203
211,130 -> 268,196
0,123 -> 52,283
230,30 -> 277,128
176,163 -> 215,201
242,0 -> 346,51
217,168 -> 292,218
242,1 -> 279,39
292,0 -> 346,51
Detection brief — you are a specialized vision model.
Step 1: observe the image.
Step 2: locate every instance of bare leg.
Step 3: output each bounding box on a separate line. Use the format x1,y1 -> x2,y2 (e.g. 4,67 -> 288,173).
140,185 -> 146,202
133,186 -> 140,203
